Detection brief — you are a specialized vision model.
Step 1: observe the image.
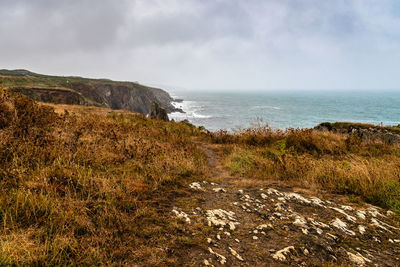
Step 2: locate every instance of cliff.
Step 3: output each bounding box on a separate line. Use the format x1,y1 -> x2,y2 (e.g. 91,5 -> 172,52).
0,69 -> 182,114
314,122 -> 400,144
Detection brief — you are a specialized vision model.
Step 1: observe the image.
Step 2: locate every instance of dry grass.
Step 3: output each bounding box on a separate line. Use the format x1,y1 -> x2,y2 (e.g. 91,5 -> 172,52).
212,125 -> 400,214
2,89 -> 400,265
0,90 -> 209,265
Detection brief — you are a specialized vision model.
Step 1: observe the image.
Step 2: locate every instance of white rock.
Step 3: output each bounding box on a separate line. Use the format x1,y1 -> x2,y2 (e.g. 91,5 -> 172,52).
358,225 -> 367,234
310,197 -> 325,207
235,238 -> 240,243
331,218 -> 355,235
277,197 -> 287,203
207,238 -> 212,244
367,207 -> 383,218
347,252 -> 371,266
386,210 -> 395,216
189,182 -> 204,190
257,224 -> 273,230
213,188 -> 227,193
229,247 -> 244,261
206,209 -> 239,231
284,192 -> 312,205
272,246 -> 295,261
370,218 -> 399,232
341,205 -> 353,211
301,228 -> 309,235
330,207 -> 357,223
307,218 -> 330,229
326,233 -> 338,240
238,189 -> 244,195
216,234 -> 221,240
267,188 -> 284,196
224,232 -> 231,236
275,203 -> 286,212
208,247 -> 226,265
293,215 -> 308,228
356,210 -> 366,220
172,207 -> 191,223
252,236 -> 259,240
261,193 -> 268,199
203,259 -> 211,266
228,222 -> 238,231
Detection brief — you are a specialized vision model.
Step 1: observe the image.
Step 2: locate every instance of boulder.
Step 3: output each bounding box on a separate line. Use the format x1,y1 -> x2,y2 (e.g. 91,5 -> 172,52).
149,102 -> 169,121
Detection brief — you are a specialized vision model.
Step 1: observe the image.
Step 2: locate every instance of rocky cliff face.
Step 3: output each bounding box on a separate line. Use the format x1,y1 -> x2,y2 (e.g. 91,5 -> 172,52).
0,69 -> 182,115
314,122 -> 400,144
64,81 -> 180,114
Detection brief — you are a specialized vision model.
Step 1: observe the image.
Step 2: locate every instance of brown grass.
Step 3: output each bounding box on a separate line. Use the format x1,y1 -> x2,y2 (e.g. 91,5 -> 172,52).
2,89 -> 400,265
0,90 -> 209,265
212,125 -> 400,214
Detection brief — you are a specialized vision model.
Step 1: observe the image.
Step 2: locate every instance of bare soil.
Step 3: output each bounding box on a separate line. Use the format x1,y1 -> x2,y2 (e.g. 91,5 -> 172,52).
173,142 -> 400,266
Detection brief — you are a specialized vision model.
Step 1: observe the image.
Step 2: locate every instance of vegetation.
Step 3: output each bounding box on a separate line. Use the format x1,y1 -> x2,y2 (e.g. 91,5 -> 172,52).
0,69 -> 118,89
1,89 -> 400,265
0,90 -> 209,265
211,126 -> 400,214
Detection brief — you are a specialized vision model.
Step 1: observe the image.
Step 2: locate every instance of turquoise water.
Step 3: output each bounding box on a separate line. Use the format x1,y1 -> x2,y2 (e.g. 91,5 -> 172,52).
169,91 -> 400,131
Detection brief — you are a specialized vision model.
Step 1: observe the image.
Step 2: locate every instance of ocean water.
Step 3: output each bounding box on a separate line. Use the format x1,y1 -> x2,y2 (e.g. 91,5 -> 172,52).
169,91 -> 400,131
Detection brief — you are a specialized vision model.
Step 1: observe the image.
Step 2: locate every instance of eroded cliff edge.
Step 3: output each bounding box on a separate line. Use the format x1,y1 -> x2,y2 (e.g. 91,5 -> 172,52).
0,69 -> 182,114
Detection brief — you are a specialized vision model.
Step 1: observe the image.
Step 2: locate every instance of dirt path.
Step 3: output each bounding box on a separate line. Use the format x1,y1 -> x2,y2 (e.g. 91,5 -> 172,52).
172,142 -> 400,266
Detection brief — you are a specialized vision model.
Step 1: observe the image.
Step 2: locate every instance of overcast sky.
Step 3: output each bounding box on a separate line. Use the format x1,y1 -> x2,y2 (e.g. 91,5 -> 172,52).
1,0 -> 400,91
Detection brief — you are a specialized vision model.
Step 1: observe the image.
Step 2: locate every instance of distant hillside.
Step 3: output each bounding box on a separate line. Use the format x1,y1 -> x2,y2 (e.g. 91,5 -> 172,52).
0,69 -> 182,114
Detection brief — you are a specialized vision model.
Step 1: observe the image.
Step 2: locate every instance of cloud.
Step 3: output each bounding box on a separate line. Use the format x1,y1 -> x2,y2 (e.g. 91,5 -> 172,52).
0,0 -> 399,90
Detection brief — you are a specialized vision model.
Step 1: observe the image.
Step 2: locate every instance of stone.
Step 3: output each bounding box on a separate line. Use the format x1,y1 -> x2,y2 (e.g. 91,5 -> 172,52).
272,246 -> 296,262
347,252 -> 371,266
189,182 -> 204,191
229,247 -> 244,261
330,218 -> 355,235
172,207 -> 191,223
206,209 -> 239,231
358,225 -> 366,235
208,247 -> 226,265
356,210 -> 366,220
213,188 -> 227,193
149,101 -> 169,121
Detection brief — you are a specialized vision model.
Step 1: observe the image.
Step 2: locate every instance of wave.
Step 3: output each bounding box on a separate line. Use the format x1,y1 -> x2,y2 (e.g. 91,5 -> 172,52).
170,99 -> 213,120
251,105 -> 281,110
192,112 -> 212,119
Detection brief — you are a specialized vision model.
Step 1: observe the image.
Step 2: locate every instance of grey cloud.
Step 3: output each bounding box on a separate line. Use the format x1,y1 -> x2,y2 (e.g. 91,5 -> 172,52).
0,0 -> 130,53
0,0 -> 399,90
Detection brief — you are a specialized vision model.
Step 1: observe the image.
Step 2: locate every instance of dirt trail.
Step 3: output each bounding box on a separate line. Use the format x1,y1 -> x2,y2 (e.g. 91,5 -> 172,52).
172,142 -> 400,266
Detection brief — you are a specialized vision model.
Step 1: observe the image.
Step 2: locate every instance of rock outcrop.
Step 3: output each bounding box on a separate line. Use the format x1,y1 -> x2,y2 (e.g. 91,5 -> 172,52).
172,181 -> 400,266
149,101 -> 169,121
315,122 -> 400,144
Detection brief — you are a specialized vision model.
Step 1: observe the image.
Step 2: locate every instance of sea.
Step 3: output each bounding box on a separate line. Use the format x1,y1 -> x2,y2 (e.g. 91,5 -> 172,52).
169,90 -> 400,132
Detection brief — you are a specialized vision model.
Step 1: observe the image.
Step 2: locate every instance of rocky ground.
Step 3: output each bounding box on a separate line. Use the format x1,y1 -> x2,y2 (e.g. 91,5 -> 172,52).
172,144 -> 400,266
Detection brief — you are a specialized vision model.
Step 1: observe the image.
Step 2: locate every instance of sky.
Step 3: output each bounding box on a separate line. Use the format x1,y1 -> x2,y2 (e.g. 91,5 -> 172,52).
1,0 -> 400,91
